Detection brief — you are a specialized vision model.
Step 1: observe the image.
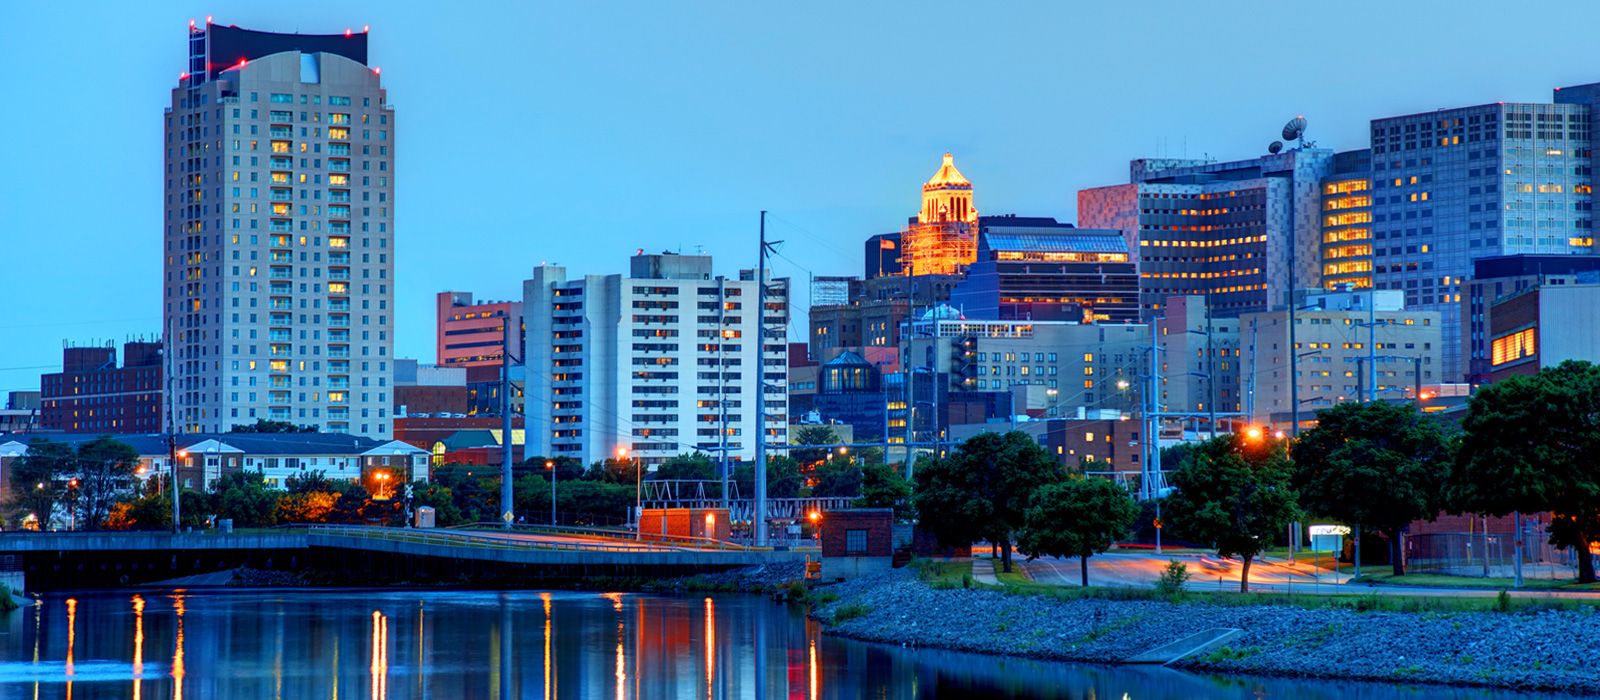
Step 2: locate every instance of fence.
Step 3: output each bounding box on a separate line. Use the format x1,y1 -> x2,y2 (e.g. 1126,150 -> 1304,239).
1406,523 -> 1579,580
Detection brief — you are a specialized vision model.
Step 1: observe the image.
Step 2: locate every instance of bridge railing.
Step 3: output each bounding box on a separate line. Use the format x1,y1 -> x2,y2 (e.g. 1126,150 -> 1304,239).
445,523 -> 756,551
300,525 -> 676,553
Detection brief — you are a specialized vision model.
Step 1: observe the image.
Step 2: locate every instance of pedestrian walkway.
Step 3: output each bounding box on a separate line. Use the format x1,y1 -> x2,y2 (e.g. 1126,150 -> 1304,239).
972,557 -> 999,585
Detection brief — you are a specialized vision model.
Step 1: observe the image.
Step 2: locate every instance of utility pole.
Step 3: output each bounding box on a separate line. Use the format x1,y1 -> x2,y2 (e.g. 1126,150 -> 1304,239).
1205,292 -> 1216,439
1147,317 -> 1163,554
717,275 -> 731,513
165,319 -> 180,534
753,210 -> 772,547
500,320 -> 514,529
1367,290 -> 1378,403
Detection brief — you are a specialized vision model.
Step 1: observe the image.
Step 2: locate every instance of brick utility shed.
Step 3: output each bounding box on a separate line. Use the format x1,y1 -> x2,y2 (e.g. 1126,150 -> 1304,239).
819,508 -> 894,581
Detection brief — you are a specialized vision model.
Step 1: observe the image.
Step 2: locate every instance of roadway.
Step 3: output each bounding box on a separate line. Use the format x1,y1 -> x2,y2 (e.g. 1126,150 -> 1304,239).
1014,550 -> 1600,599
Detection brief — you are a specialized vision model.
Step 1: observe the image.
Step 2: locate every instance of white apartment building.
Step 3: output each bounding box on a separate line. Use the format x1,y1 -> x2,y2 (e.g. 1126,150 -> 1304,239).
163,23 -> 395,436
522,253 -> 789,466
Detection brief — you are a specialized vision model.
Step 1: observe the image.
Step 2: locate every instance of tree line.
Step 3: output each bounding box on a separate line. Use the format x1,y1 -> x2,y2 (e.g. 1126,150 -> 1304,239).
912,360 -> 1600,589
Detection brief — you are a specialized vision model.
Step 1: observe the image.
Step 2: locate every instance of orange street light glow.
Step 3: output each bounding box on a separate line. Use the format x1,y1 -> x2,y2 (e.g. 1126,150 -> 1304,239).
1245,426 -> 1264,440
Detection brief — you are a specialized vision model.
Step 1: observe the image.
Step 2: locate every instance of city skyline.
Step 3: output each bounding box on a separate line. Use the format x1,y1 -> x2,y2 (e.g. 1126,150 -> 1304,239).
7,0 -> 1600,395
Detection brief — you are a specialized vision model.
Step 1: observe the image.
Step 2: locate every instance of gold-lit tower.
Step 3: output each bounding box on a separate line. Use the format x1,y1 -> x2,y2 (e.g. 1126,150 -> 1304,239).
901,152 -> 978,276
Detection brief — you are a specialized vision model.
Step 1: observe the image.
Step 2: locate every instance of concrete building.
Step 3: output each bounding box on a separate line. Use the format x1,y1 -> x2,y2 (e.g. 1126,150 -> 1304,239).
435,291 -> 523,369
1346,81 -> 1600,379
393,359 -> 468,417
1157,296 -> 1244,425
1242,290 -> 1441,429
950,415 -> 1142,477
1079,148 -> 1336,320
807,273 -> 960,363
950,217 -> 1139,323
1319,149 -> 1375,290
521,252 -> 788,466
0,392 -> 40,434
1484,281 -> 1600,383
809,275 -> 854,308
902,313 -> 1148,442
163,22 -> 395,437
1459,255 -> 1600,384
40,342 -> 164,434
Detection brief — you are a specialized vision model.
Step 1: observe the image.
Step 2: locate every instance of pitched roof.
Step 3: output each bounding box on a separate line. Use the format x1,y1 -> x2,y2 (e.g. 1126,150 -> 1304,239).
924,152 -> 971,189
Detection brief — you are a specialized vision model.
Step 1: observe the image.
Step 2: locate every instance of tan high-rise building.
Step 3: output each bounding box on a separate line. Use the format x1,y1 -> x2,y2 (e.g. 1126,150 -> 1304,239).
163,22 -> 396,436
901,153 -> 979,276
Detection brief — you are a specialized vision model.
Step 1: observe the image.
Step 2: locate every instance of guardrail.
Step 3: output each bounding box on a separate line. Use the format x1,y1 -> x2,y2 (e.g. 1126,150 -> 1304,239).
447,523 -> 757,551
302,525 -> 676,553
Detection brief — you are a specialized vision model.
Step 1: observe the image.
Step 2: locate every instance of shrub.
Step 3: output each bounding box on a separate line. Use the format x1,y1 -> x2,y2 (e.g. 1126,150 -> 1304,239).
1156,559 -> 1190,598
832,603 -> 872,623
1495,589 -> 1512,613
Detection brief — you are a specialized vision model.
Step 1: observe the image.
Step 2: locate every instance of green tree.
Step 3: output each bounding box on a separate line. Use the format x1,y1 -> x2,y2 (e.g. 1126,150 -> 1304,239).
1164,433 -> 1301,592
1017,477 -> 1139,586
328,484 -> 373,524
72,437 -> 141,531
1453,361 -> 1600,583
913,431 -> 1065,573
588,457 -> 640,485
277,491 -> 337,524
230,419 -> 318,433
10,439 -> 71,528
791,426 -> 841,471
285,470 -> 334,495
411,482 -> 464,526
734,456 -> 805,499
1293,401 -> 1449,576
856,462 -> 913,520
556,480 -> 634,526
650,453 -> 717,481
209,471 -> 281,528
811,459 -> 863,498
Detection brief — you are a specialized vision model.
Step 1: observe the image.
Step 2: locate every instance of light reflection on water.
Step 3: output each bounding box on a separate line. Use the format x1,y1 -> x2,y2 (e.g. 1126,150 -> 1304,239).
0,590 -> 1574,699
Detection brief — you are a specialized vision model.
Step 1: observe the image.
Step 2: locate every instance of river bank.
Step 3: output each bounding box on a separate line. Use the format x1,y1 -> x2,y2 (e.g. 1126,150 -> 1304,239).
814,568 -> 1600,695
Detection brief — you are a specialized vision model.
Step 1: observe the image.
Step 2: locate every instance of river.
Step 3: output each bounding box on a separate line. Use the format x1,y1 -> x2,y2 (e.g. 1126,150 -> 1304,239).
0,590 -> 1572,699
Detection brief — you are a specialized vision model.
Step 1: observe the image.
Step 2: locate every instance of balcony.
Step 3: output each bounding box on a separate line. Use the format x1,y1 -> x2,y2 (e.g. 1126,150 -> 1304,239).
270,157 -> 292,170
328,253 -> 350,265
269,410 -> 292,421
328,331 -> 351,343
328,143 -> 350,156
268,343 -> 292,356
328,269 -> 351,281
327,378 -> 350,389
328,206 -> 351,219
329,191 -> 352,203
329,314 -> 350,327
328,347 -> 350,358
327,300 -> 351,311
328,222 -> 351,234
269,283 -> 292,295
328,361 -> 350,373
269,221 -> 293,233
270,127 -> 292,138
270,252 -> 292,263
269,391 -> 291,404
270,314 -> 292,326
328,159 -> 350,173
269,299 -> 293,310
268,331 -> 292,342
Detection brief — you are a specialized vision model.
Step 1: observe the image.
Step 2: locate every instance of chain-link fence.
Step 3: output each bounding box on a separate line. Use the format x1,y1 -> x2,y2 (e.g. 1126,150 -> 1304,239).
1406,523 -> 1579,580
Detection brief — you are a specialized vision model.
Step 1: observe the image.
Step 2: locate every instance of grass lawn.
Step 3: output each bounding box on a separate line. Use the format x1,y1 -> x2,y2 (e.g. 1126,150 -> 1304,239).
906,557 -> 1600,614
1353,571 -> 1600,591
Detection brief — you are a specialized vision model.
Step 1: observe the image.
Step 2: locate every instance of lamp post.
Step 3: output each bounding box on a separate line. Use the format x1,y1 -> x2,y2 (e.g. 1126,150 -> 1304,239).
619,447 -> 640,540
545,460 -> 557,526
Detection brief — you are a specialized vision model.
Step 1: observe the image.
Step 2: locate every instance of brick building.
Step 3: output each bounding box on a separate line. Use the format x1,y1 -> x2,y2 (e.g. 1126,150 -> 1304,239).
40,342 -> 164,433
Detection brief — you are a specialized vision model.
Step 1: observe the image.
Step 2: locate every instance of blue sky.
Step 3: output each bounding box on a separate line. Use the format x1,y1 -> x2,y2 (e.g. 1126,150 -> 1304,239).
2,1 -> 1595,394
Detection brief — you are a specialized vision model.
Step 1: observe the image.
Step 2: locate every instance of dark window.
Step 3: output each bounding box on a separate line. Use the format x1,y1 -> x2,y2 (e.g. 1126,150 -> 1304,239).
846,529 -> 868,554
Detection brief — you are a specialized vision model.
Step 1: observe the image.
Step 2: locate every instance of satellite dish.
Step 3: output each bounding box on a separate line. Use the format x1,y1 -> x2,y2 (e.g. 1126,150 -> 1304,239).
1268,141 -> 1283,154
1282,116 -> 1307,142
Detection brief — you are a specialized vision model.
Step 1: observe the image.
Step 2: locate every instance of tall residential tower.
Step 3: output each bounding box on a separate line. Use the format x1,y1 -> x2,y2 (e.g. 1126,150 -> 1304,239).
163,22 -> 396,435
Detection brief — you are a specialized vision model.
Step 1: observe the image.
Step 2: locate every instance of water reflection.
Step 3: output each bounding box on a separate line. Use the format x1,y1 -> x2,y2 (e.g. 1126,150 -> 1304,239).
0,590 -> 1575,700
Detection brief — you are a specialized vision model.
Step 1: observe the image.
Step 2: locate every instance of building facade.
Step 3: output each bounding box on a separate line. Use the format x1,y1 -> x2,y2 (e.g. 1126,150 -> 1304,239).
163,22 -> 395,436
1156,296 -> 1244,423
1484,281 -> 1600,383
1242,290 -> 1441,428
1079,149 -> 1335,320
900,153 -> 979,276
435,291 -> 523,369
1320,149 -> 1375,289
1459,254 -> 1600,384
522,253 -> 788,466
40,342 -> 164,433
950,217 -> 1139,323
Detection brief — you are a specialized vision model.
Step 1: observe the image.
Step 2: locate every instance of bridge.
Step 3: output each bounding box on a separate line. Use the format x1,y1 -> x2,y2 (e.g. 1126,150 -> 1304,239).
640,479 -> 857,522
0,525 -> 815,592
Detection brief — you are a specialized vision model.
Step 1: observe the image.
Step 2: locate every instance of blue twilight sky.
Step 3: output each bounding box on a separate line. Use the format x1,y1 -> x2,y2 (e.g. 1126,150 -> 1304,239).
2,0 -> 1597,394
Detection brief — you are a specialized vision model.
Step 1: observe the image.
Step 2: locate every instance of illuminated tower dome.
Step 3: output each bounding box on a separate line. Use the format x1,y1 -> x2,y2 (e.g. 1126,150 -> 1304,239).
903,152 -> 978,276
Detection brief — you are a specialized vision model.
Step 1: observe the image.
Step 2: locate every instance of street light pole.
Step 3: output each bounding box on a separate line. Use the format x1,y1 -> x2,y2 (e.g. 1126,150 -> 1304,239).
546,460 -> 557,527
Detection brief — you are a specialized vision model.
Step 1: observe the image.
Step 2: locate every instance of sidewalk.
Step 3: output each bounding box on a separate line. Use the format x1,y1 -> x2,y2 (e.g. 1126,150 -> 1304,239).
971,557 -> 1000,585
